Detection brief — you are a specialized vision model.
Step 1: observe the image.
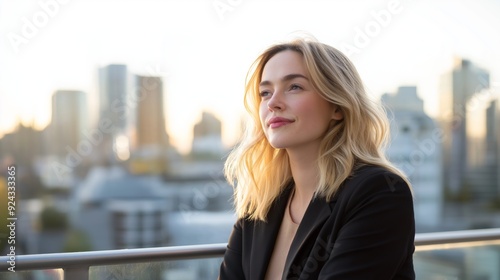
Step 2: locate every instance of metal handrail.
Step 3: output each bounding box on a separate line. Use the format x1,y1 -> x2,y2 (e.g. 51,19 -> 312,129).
1,228 -> 500,278
415,228 -> 500,246
0,242 -> 227,271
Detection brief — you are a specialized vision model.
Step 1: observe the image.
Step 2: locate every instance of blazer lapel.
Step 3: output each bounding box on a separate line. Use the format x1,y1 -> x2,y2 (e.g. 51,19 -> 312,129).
250,185 -> 294,279
283,196 -> 333,276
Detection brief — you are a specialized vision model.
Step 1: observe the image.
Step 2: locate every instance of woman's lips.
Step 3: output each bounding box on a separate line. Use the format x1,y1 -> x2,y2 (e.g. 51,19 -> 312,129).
268,117 -> 294,128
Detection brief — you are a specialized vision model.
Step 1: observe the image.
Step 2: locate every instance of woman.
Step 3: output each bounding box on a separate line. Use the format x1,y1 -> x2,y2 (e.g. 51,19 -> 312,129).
219,37 -> 415,279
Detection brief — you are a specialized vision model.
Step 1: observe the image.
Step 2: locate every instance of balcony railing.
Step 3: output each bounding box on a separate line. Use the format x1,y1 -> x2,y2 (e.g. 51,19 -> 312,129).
2,228 -> 500,280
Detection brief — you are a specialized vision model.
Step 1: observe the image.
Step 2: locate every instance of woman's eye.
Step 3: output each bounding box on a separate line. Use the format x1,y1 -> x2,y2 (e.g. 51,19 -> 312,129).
259,91 -> 270,97
290,84 -> 302,91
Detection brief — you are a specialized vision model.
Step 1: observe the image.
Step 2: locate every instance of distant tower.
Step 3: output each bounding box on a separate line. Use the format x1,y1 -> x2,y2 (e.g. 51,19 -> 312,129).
466,99 -> 499,199
191,111 -> 224,157
382,86 -> 443,229
50,90 -> 88,157
131,75 -> 169,149
497,100 -> 500,194
98,64 -> 130,162
486,100 -> 498,167
127,75 -> 171,174
439,59 -> 489,195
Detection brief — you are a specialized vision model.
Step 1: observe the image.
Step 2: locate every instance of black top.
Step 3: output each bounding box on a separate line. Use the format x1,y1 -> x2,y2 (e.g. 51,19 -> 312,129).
219,165 -> 415,279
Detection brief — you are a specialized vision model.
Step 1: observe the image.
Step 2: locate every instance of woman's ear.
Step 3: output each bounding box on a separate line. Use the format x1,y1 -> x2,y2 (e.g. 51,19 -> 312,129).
331,105 -> 344,120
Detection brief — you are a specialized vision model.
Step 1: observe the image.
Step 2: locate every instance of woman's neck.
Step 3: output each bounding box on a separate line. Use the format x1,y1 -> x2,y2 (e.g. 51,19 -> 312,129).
287,149 -> 320,213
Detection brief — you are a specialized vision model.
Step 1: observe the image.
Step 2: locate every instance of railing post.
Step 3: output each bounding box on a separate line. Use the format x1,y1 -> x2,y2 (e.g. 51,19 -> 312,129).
64,266 -> 89,280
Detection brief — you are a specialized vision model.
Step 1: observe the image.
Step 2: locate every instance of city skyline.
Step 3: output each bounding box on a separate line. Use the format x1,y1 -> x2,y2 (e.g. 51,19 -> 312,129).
1,0 -> 500,153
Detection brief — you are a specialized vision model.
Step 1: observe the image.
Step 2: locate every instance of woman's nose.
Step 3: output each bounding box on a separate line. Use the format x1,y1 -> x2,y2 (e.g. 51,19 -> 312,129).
267,92 -> 284,111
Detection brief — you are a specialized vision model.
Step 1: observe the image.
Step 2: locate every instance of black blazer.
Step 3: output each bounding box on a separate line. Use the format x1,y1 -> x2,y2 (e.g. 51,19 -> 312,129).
219,165 -> 415,279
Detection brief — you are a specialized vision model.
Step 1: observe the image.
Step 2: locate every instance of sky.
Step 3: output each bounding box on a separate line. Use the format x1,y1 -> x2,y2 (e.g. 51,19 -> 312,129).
1,0 -> 500,153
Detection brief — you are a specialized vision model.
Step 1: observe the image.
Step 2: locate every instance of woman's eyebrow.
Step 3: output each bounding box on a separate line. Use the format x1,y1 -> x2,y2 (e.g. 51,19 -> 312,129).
259,73 -> 309,87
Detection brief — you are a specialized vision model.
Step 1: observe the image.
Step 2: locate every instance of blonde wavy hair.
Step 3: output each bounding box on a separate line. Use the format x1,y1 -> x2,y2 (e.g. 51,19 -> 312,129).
225,37 -> 411,221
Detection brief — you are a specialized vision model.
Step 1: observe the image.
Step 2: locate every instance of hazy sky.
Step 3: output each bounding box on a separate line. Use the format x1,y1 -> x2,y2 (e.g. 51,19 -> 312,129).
1,0 -> 499,153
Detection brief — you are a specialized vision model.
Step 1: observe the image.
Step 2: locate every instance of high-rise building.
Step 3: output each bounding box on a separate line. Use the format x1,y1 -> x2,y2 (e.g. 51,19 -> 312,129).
382,86 -> 443,230
497,100 -> 500,194
486,100 -> 498,167
497,100 -> 500,195
50,90 -> 88,157
439,59 -> 489,195
98,64 -> 130,162
466,99 -> 500,199
127,75 -> 171,174
130,75 -> 169,149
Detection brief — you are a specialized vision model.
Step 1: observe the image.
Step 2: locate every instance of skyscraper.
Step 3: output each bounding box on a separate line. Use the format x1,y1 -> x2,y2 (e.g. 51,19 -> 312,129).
439,59 -> 489,195
98,64 -> 130,162
475,99 -> 500,198
131,75 -> 169,150
486,100 -> 497,167
382,86 -> 443,229
127,75 -> 171,174
497,100 -> 500,195
50,90 -> 88,157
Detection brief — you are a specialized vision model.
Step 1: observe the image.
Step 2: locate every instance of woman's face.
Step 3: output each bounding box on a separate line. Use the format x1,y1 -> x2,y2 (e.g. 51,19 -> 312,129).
259,50 -> 342,152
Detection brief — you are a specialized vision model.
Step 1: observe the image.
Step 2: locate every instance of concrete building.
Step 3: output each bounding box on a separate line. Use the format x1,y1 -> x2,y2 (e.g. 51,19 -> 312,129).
497,100 -> 500,195
191,111 -> 225,158
130,75 -> 169,150
72,164 -> 234,249
127,75 -> 172,175
487,99 -> 499,195
72,166 -> 173,250
43,90 -> 89,187
70,164 -> 235,279
98,64 -> 131,162
382,86 -> 443,230
439,58 -> 489,196
466,99 -> 499,199
50,90 -> 88,158
486,100 -> 498,167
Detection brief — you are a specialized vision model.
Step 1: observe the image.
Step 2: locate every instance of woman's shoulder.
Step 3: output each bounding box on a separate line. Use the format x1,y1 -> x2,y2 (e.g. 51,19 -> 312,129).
337,164 -> 411,200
